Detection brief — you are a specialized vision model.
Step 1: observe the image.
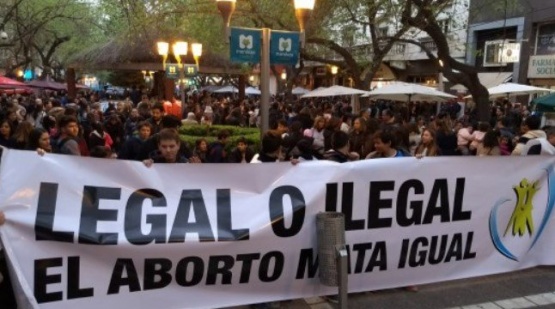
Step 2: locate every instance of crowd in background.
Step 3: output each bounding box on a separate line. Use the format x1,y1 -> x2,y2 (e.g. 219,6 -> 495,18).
0,86 -> 550,166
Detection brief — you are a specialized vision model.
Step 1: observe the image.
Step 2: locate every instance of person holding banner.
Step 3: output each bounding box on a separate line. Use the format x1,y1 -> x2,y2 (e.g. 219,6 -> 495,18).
138,115 -> 192,161
143,129 -> 200,166
324,130 -> 358,162
26,128 -> 52,154
53,115 -> 81,156
251,132 -> 282,163
366,129 -> 408,159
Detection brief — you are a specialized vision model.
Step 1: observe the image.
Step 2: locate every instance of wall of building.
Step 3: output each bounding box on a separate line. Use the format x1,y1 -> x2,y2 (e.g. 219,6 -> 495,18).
519,1 -> 555,88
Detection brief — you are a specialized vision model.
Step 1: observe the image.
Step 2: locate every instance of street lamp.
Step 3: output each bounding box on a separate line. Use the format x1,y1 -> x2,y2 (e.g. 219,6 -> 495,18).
142,70 -> 155,84
216,0 -> 236,39
437,59 -> 444,92
294,0 -> 315,48
216,0 -> 315,133
157,42 -> 170,67
331,65 -> 338,85
157,40 -> 202,119
192,43 -> 203,65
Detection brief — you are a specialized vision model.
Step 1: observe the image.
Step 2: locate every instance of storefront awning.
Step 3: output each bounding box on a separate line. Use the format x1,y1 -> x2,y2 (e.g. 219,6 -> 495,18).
448,72 -> 513,91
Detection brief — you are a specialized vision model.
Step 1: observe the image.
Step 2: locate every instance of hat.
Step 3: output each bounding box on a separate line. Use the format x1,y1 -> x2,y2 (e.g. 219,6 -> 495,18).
303,128 -> 313,138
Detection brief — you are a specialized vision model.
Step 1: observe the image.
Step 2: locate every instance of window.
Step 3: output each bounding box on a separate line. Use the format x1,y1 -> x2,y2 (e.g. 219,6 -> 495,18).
391,43 -> 406,55
537,23 -> 555,55
437,19 -> 450,33
420,38 -> 437,52
483,40 -> 506,67
378,27 -> 389,38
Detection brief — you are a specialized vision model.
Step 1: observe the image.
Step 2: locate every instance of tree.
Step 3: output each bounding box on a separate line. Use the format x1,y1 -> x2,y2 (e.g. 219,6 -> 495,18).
1,0 -> 98,79
399,0 -> 489,121
302,0 -> 412,92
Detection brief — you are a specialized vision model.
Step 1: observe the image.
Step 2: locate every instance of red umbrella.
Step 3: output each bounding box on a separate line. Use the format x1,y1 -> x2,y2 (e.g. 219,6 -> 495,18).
64,83 -> 90,90
0,87 -> 34,95
0,75 -> 27,87
26,80 -> 66,91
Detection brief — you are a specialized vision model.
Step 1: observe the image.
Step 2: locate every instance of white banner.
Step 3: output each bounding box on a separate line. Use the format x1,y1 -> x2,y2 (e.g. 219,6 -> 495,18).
1,149 -> 555,308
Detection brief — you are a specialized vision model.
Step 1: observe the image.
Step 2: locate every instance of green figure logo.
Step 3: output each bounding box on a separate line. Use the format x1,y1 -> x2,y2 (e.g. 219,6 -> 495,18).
281,41 -> 290,51
504,179 -> 540,237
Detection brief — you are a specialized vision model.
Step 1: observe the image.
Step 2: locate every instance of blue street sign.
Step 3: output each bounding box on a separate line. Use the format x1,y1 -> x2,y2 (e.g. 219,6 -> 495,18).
230,27 -> 261,63
270,30 -> 300,65
165,64 -> 179,79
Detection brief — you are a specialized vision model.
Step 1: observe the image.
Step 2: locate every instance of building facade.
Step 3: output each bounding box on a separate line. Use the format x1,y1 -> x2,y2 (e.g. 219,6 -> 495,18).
467,0 -> 555,89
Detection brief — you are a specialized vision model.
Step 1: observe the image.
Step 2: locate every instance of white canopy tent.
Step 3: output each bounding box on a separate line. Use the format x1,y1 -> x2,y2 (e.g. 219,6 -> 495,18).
463,83 -> 554,99
245,86 -> 261,95
300,87 -> 327,98
449,72 -> 513,91
301,85 -> 368,98
485,83 -> 553,98
291,86 -> 310,95
213,85 -> 239,93
364,82 -> 457,102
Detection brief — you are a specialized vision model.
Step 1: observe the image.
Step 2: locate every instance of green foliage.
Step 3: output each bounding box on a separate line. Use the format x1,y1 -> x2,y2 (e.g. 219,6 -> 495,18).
106,70 -> 145,87
179,124 -> 260,152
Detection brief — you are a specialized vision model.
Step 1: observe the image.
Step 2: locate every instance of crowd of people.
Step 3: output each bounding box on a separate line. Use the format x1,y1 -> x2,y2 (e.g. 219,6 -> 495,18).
0,87 -> 552,308
0,87 -> 548,166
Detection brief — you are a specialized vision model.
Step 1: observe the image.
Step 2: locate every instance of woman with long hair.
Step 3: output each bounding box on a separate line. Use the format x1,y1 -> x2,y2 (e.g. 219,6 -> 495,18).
0,118 -> 14,148
193,138 -> 209,163
307,115 -> 326,154
435,118 -> 458,156
27,128 -> 52,154
407,122 -> 422,155
349,117 -> 370,158
414,128 -> 440,158
11,121 -> 33,150
476,130 -> 501,156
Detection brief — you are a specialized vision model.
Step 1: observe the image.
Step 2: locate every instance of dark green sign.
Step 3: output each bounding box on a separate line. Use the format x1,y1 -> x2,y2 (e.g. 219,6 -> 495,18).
165,64 -> 179,79
184,64 -> 198,77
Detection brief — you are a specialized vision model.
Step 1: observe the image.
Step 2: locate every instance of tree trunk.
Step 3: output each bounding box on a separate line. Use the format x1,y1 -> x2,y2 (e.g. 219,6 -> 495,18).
66,68 -> 76,100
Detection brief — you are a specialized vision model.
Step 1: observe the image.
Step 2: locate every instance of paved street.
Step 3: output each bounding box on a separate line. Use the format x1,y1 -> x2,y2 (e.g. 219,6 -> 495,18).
227,267 -> 555,309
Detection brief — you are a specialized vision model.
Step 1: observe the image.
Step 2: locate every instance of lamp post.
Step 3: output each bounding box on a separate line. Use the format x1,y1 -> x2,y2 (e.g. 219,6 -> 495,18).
331,65 -> 338,85
216,0 -> 315,133
157,41 -> 202,119
437,59 -> 444,115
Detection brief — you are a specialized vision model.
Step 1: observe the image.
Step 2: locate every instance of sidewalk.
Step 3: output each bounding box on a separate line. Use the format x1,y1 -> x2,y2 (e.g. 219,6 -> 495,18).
226,266 -> 555,309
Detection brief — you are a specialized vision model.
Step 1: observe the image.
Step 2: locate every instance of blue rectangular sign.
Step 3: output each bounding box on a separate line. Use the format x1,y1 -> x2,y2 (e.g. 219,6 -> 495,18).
230,27 -> 261,63
270,30 -> 300,65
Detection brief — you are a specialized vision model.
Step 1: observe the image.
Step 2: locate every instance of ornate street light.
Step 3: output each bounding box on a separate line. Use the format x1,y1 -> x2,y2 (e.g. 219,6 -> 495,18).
157,42 -> 170,67
156,40 -> 202,118
331,65 -> 338,85
216,0 -> 236,38
172,41 -> 188,65
294,0 -> 315,47
192,43 -> 203,65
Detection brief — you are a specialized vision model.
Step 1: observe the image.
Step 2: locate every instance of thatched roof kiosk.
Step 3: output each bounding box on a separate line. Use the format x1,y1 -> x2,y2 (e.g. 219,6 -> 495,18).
66,34 -> 247,100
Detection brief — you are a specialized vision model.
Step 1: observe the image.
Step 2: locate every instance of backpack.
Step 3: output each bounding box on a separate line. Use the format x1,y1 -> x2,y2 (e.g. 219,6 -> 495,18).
51,137 -> 71,154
